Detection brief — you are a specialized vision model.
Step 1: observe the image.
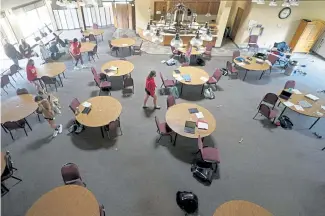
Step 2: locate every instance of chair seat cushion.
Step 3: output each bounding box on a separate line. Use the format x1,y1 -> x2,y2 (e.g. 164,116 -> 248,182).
269,109 -> 278,119
158,122 -> 172,134
100,81 -> 111,88
230,66 -> 238,73
202,147 -> 220,163
207,77 -> 217,84
164,79 -> 175,87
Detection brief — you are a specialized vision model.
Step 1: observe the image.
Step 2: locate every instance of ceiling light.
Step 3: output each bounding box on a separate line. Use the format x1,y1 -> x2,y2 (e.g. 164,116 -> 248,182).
152,29 -> 164,44
190,31 -> 203,47
143,23 -> 153,37
201,28 -> 213,41
170,33 -> 183,48
205,13 -> 211,17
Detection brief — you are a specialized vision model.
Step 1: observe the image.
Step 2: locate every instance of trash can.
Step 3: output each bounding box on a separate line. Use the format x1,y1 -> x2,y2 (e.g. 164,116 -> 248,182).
284,60 -> 298,76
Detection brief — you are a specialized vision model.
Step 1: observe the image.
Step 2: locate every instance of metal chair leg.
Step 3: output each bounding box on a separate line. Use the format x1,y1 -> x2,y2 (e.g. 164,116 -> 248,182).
9,131 -> 14,140
2,88 -> 8,94
18,71 -> 24,79
24,118 -> 32,131
11,176 -> 22,181
10,82 -> 15,89
253,112 -> 259,119
24,128 -> 28,136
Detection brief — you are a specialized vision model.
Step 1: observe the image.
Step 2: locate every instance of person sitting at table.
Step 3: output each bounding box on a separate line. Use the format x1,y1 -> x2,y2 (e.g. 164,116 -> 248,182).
53,33 -> 68,48
70,38 -> 85,70
3,39 -> 22,69
26,59 -> 42,91
19,39 -> 38,58
143,70 -> 160,109
49,41 -> 65,60
39,41 -> 51,63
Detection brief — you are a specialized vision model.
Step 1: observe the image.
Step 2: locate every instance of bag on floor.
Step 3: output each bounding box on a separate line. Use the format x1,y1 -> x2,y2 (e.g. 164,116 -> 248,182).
176,191 -> 198,214
68,121 -> 84,134
168,86 -> 179,99
196,57 -> 205,66
204,88 -> 215,100
221,68 -> 228,76
279,115 -> 293,129
191,161 -> 214,186
166,58 -> 176,66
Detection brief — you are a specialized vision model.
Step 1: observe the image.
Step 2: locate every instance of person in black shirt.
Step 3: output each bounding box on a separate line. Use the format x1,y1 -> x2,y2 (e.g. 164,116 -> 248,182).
3,39 -> 21,69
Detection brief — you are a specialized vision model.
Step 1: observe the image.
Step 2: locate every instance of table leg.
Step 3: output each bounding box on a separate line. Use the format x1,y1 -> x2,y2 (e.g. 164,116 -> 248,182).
278,107 -> 287,120
129,46 -> 132,55
173,133 -> 178,146
24,118 -> 32,131
1,124 -> 8,133
309,117 -> 320,130
180,83 -> 183,96
100,126 -> 105,138
243,70 -> 248,81
58,75 -> 63,87
259,71 -> 265,80
201,84 -> 204,95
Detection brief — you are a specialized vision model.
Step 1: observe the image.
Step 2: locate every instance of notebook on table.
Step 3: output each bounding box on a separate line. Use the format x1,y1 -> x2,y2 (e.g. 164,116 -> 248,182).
184,121 -> 196,134
305,94 -> 319,101
188,108 -> 199,114
235,57 -> 245,62
279,90 -> 292,100
182,74 -> 191,82
197,120 -> 208,130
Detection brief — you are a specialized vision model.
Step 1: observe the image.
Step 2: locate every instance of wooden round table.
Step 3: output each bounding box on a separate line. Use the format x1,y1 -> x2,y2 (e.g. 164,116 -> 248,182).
234,56 -> 270,81
278,89 -> 325,129
82,29 -> 104,37
1,94 -> 38,132
111,38 -> 136,56
101,60 -> 134,77
174,66 -> 209,96
25,185 -> 100,216
80,42 -> 96,53
36,62 -> 66,86
213,200 -> 272,216
1,152 -> 6,175
76,96 -> 122,137
166,103 -> 216,145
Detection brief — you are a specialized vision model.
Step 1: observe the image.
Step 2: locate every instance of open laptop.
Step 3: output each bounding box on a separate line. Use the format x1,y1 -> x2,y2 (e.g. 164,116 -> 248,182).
279,90 -> 292,100
184,121 -> 196,134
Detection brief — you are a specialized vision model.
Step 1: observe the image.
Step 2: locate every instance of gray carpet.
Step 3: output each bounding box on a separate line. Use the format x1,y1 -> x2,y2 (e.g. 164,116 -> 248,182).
1,26 -> 325,216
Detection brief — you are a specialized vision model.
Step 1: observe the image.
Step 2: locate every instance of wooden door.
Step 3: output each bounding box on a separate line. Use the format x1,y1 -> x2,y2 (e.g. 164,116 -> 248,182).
113,4 -> 130,29
154,2 -> 167,20
231,7 -> 244,40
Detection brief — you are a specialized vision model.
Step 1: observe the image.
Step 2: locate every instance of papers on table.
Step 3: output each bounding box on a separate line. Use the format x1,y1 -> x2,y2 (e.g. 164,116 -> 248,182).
197,120 -> 208,130
200,77 -> 208,82
82,101 -> 91,108
283,101 -> 294,107
294,105 -> 304,111
305,94 -> 319,101
291,89 -> 302,94
195,112 -> 204,119
109,66 -> 118,71
298,100 -> 312,108
173,74 -> 184,81
106,72 -> 115,76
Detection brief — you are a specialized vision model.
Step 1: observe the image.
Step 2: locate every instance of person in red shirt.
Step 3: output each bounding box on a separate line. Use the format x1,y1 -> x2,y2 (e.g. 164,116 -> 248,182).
26,59 -> 41,91
143,70 -> 160,109
70,38 -> 85,70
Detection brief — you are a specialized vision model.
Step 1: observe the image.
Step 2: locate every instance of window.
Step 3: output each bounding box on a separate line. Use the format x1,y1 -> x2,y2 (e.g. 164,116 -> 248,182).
53,9 -> 80,30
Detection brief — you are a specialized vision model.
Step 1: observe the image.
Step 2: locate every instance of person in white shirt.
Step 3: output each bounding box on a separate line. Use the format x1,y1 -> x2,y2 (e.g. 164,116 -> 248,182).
39,41 -> 51,63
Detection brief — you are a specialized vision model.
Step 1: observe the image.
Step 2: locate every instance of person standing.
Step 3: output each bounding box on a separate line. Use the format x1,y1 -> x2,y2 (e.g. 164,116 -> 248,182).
26,59 -> 42,91
34,95 -> 62,137
70,38 -> 85,70
143,70 -> 160,109
3,39 -> 21,69
39,41 -> 51,63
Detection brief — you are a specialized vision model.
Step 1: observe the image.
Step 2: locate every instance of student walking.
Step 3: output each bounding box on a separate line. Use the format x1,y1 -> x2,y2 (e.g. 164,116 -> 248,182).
70,38 -> 85,70
143,70 -> 160,109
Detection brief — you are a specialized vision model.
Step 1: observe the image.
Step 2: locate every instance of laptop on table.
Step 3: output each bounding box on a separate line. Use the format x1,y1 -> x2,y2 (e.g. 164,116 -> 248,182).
279,90 -> 292,100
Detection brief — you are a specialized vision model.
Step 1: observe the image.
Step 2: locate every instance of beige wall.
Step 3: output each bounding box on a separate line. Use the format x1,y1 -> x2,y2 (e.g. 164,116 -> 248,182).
135,0 -> 151,32
227,0 -> 249,28
234,1 -> 325,48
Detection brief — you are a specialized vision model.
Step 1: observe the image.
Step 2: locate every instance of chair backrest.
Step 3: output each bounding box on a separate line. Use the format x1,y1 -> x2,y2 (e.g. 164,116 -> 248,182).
91,67 -> 98,76
167,95 -> 176,109
3,151 -> 14,175
99,205 -> 106,216
182,62 -> 190,67
93,23 -> 99,29
226,61 -> 232,71
267,53 -> 279,65
197,135 -> 203,151
232,50 -> 240,60
93,45 -> 98,53
61,163 -> 82,184
108,120 -> 120,139
213,69 -> 222,82
262,93 -> 278,106
155,116 -> 161,133
259,104 -> 271,118
89,34 -> 96,42
284,80 -> 296,89
81,38 -> 86,42
10,64 -> 19,75
205,43 -> 213,52
121,34 -> 128,38
41,76 -> 55,84
3,121 -> 22,131
1,75 -> 10,87
94,74 -> 101,86
16,88 -> 29,95
69,98 -> 81,113
249,35 -> 258,43
159,72 -> 165,85
123,77 -> 134,88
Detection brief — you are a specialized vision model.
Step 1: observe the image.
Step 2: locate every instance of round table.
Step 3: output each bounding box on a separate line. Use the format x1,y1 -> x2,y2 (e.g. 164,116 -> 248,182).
278,89 -> 325,129
111,38 -> 136,56
76,96 -> 122,137
166,103 -> 216,145
101,60 -> 134,77
82,29 -> 104,37
1,94 -> 38,132
178,46 -> 205,55
213,200 -> 272,216
233,56 -> 270,81
174,66 -> 209,96
25,185 -> 100,216
36,62 -> 66,86
1,152 -> 6,175
80,42 -> 96,53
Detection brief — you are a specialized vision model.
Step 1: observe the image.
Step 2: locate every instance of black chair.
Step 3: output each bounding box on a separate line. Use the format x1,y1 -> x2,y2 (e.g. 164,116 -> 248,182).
133,40 -> 143,55
1,151 -> 22,195
9,64 -> 24,82
108,40 -> 119,56
1,75 -> 15,94
88,45 -> 99,62
41,76 -> 59,92
100,204 -> 106,216
3,120 -> 29,140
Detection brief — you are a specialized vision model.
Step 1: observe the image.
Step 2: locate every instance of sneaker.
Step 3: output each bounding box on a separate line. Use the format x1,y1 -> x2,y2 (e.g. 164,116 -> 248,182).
53,129 -> 59,137
73,66 -> 80,70
154,106 -> 161,109
57,124 -> 63,134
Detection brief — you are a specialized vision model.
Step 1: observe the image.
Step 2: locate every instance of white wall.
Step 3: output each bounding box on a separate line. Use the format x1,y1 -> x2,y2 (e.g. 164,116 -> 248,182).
234,1 -> 325,48
1,0 -> 36,10
135,0 -> 151,32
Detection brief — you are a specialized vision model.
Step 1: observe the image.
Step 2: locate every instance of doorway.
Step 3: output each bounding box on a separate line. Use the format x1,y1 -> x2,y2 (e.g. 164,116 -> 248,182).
231,7 -> 244,40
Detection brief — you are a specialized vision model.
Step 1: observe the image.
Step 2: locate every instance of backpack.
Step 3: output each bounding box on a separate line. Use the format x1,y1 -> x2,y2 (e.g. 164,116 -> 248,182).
204,88 -> 215,99
279,115 -> 293,129
191,162 -> 213,186
168,86 -> 179,99
166,58 -> 176,66
221,68 -> 228,76
196,57 -> 205,66
176,191 -> 199,214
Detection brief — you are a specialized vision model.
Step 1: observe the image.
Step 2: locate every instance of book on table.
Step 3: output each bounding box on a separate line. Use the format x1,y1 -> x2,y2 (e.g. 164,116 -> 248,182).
188,108 -> 199,114
182,74 -> 191,82
184,121 -> 196,134
197,119 -> 208,130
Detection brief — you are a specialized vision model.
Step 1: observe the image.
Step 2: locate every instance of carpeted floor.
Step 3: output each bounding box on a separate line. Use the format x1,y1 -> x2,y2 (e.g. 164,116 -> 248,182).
1,26 -> 325,216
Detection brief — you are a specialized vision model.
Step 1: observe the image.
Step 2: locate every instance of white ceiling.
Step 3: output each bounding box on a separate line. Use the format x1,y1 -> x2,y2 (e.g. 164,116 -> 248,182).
1,0 -> 38,10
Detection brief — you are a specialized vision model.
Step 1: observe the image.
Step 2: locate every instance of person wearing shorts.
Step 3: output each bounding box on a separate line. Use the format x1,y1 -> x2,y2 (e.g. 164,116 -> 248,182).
34,95 -> 62,137
26,59 -> 42,91
143,70 -> 160,109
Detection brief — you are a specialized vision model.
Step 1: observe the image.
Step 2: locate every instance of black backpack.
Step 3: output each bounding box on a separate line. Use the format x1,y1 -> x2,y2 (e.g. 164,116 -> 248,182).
196,57 -> 205,66
279,115 -> 293,129
176,191 -> 198,214
191,161 -> 213,186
